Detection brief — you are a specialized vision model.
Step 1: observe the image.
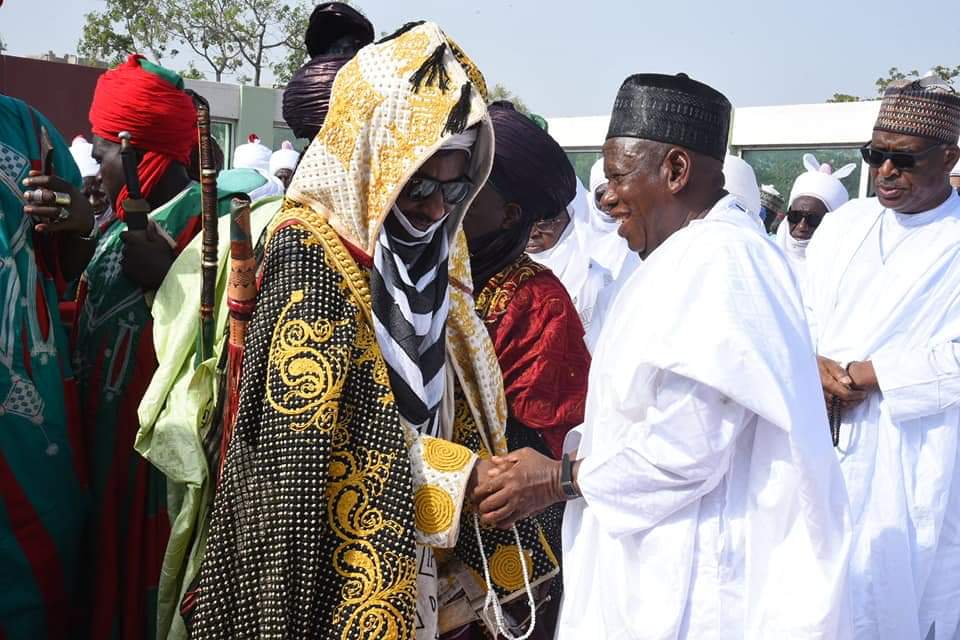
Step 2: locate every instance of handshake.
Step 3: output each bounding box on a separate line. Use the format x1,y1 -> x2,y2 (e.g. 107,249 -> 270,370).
468,447 -> 569,529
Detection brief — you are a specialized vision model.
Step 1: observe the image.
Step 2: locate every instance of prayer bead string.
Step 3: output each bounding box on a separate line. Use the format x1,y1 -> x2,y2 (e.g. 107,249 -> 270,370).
471,513 -> 537,640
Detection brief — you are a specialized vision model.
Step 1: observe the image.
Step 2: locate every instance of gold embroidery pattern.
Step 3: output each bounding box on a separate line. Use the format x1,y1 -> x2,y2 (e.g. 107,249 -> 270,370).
475,255 -> 547,324
266,289 -> 351,433
413,484 -> 456,535
422,437 -> 472,473
327,448 -> 416,639
488,545 -> 534,593
318,61 -> 385,171
353,309 -> 394,407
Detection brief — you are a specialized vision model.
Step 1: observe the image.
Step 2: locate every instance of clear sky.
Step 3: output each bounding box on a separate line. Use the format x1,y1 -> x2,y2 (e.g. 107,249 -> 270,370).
1,0 -> 956,117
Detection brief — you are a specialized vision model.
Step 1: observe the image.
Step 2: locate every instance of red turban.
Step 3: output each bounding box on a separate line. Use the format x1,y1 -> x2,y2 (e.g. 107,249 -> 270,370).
89,55 -> 197,219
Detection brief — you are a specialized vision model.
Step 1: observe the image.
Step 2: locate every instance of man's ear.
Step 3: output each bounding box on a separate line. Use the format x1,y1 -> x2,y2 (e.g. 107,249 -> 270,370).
665,147 -> 692,195
944,145 -> 960,174
502,202 -> 523,230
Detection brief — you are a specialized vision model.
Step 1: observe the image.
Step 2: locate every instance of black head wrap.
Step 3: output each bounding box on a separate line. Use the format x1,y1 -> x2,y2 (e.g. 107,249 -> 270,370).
607,73 -> 731,162
487,101 -> 576,221
305,2 -> 374,58
282,54 -> 351,140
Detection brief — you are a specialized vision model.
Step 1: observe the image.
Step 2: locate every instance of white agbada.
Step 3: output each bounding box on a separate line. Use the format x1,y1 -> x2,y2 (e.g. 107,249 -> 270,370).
558,194 -> 852,640
804,190 -> 960,640
529,180 -> 612,333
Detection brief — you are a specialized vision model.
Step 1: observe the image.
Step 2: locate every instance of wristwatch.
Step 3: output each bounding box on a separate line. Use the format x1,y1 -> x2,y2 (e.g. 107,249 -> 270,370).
560,453 -> 581,500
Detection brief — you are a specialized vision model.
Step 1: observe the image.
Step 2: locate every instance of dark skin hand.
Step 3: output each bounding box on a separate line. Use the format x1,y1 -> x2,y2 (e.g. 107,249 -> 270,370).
22,171 -> 96,281
817,356 -> 869,411
92,135 -> 191,290
474,447 -> 572,529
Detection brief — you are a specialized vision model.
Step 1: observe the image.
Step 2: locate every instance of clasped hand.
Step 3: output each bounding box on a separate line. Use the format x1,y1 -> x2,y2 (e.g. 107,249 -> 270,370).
471,447 -> 563,530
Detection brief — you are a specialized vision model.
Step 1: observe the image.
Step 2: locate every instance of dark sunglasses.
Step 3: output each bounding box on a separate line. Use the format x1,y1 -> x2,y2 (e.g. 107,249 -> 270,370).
404,176 -> 472,205
786,210 -> 825,228
860,141 -> 944,170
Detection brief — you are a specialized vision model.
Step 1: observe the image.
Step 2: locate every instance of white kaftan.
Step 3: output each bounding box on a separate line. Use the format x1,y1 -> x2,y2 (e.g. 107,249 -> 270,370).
558,195 -> 852,640
804,191 -> 960,640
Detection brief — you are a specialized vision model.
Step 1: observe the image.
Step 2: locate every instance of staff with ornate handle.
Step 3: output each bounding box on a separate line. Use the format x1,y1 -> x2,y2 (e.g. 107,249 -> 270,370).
217,195 -> 255,482
191,92 -> 219,365
118,131 -> 150,231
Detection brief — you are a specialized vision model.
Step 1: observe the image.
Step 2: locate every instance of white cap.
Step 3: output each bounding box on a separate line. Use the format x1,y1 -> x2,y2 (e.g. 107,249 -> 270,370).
233,134 -> 272,173
269,140 -> 301,176
789,154 -> 856,212
723,154 -> 762,217
69,135 -> 100,178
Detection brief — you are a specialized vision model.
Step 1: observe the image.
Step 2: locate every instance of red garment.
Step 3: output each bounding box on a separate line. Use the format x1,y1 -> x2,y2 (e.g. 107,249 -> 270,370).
476,255 -> 590,458
88,54 -> 197,220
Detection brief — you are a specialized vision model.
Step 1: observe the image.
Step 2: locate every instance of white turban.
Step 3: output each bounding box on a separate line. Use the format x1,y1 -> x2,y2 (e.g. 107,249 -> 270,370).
233,134 -> 272,173
722,154 -> 762,217
269,140 -> 301,176
69,135 -> 100,178
951,157 -> 960,177
789,154 -> 856,212
439,128 -> 478,156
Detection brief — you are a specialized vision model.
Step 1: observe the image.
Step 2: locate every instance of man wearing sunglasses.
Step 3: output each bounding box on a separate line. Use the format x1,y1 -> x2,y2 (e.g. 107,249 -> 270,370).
776,153 -> 855,290
804,75 -> 960,640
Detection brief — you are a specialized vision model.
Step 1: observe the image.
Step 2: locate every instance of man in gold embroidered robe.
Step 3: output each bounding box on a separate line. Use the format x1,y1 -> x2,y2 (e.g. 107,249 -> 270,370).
187,22 -> 558,640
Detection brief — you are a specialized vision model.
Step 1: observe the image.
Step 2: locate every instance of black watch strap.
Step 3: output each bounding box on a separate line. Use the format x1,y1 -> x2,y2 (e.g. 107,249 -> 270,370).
560,453 -> 580,500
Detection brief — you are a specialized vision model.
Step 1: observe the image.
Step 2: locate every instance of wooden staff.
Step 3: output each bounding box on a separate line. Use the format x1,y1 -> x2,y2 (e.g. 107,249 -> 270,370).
193,93 -> 219,365
118,131 -> 150,231
218,195 -> 255,482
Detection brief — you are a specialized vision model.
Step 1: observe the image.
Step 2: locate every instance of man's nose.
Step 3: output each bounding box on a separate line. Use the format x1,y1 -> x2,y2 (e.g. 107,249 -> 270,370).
421,190 -> 447,222
877,159 -> 900,179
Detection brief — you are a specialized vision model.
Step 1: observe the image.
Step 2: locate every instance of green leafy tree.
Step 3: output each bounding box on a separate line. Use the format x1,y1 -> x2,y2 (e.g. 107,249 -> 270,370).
488,83 -> 530,114
181,62 -> 207,80
77,0 -> 169,66
156,0 -> 242,82
829,65 -> 960,102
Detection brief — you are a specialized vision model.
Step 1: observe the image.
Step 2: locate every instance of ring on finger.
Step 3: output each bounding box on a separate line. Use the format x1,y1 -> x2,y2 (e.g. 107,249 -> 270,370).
28,188 -> 45,202
53,191 -> 71,207
56,207 -> 70,222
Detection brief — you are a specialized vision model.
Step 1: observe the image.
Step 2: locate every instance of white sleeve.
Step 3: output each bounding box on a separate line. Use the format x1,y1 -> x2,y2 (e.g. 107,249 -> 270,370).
576,371 -> 752,539
872,340 -> 960,422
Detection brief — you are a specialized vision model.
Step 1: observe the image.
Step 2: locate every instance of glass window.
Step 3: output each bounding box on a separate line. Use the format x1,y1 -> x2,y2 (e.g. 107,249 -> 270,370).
566,150 -> 602,187
211,120 -> 234,169
740,147 -> 862,203
273,126 -> 310,153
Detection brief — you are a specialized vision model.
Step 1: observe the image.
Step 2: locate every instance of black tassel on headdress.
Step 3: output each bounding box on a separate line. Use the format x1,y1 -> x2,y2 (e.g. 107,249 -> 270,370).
376,20 -> 425,44
444,82 -> 472,135
409,43 -> 450,93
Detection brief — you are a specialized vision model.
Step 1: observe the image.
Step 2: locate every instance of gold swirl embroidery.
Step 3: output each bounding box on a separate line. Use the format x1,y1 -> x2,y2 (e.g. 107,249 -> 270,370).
266,289 -> 351,433
475,255 -> 546,323
354,309 -> 394,407
422,438 -> 472,472
488,545 -> 534,593
327,448 -> 416,638
413,484 -> 456,535
317,61 -> 385,171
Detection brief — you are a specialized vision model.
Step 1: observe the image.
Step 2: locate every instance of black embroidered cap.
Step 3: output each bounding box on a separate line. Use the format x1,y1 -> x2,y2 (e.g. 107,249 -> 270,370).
607,73 -> 732,161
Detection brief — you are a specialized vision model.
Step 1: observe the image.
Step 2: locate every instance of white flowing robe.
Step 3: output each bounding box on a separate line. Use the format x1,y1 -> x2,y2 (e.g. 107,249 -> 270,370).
804,191 -> 960,640
558,195 -> 852,640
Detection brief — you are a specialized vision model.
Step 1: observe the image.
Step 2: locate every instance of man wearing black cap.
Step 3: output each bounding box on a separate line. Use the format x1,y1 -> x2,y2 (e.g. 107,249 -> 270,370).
474,73 -> 851,638
804,75 -> 960,640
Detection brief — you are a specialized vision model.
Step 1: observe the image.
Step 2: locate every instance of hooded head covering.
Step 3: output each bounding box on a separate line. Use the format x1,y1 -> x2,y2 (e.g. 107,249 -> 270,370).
874,72 -> 960,145
232,134 -> 272,172
89,54 -> 197,219
269,140 -> 300,176
487,101 -> 576,222
788,153 -> 855,212
722,154 -> 761,217
286,21 -> 501,439
607,73 -> 732,161
69,135 -> 100,178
